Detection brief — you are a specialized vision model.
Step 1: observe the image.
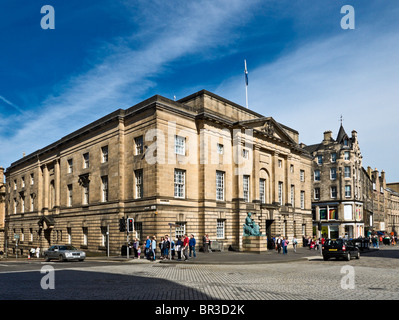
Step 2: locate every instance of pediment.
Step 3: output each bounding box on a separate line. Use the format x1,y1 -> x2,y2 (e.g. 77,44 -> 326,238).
236,117 -> 296,145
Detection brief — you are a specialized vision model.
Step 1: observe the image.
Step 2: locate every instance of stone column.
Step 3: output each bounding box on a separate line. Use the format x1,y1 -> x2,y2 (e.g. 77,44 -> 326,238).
43,164 -> 49,215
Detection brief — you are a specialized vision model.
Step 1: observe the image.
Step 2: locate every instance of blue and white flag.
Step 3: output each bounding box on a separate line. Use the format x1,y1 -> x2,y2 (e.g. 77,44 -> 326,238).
244,60 -> 248,86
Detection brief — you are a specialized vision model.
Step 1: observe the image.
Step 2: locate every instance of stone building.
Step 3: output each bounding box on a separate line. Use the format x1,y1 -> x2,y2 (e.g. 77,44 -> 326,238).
0,167 -> 5,250
4,90 -> 313,256
368,168 -> 399,235
303,125 -> 368,239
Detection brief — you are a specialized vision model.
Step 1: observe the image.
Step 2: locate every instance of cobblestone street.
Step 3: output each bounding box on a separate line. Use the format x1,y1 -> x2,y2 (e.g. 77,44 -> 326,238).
1,246 -> 398,300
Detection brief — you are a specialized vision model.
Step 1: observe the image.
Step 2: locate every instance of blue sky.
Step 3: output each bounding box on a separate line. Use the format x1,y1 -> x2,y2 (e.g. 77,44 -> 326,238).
1,0 -> 399,181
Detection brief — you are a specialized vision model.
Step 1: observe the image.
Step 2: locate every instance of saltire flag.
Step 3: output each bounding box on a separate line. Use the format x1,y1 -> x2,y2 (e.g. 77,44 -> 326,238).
244,60 -> 248,86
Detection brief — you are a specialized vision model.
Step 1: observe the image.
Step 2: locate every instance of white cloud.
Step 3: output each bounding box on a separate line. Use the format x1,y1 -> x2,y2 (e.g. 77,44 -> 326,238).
217,26 -> 399,181
0,0 -> 261,170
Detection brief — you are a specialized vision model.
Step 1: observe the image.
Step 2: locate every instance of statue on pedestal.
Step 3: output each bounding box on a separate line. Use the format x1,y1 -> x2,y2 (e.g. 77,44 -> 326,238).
243,212 -> 262,236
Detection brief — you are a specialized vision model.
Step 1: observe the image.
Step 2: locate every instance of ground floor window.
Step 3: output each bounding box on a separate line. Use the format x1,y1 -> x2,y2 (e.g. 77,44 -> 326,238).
216,219 -> 225,239
175,222 -> 186,239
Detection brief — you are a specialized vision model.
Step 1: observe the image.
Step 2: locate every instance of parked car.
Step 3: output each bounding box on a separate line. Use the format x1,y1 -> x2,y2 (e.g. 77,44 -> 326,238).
322,238 -> 360,261
44,245 -> 86,262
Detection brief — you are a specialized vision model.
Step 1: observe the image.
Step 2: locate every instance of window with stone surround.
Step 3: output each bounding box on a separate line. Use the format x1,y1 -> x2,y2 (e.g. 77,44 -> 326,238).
175,135 -> 185,156
174,169 -> 185,198
243,175 -> 250,202
217,219 -> 225,239
135,169 -> 143,199
101,146 -> 108,163
216,171 -> 225,201
83,153 -> 90,169
135,136 -> 144,155
101,176 -> 108,202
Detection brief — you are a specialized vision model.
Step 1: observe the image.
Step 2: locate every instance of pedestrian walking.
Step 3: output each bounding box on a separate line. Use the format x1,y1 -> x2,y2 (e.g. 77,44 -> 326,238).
292,236 -> 297,253
183,234 -> 189,261
203,234 -> 210,253
145,236 -> 151,259
282,237 -> 289,254
164,235 -> 170,259
159,237 -> 164,259
189,234 -> 196,258
276,236 -> 282,254
36,247 -> 40,258
151,236 -> 157,261
176,236 -> 183,261
171,238 -> 175,260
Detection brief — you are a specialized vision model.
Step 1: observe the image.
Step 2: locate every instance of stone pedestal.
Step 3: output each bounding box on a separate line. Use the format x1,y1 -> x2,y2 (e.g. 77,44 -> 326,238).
242,236 -> 267,253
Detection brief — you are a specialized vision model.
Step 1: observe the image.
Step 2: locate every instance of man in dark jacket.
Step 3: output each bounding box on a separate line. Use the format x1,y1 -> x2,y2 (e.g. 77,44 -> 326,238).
189,234 -> 197,258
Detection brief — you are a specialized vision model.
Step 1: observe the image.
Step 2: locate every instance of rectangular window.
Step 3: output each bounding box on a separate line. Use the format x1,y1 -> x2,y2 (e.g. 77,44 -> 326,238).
314,170 -> 321,181
216,220 -> 225,239
67,227 -> 72,244
30,194 -> 34,211
68,159 -> 73,173
331,153 -> 337,163
344,166 -> 351,178
345,185 -> 351,198
67,184 -> 73,207
243,175 -> 250,202
278,181 -> 283,205
317,155 -> 323,165
101,146 -> 108,163
331,186 -> 337,198
260,179 -> 266,204
330,167 -> 337,180
344,151 -> 350,160
242,149 -> 249,159
329,207 -> 338,220
320,207 -> 327,220
21,177 -> 25,188
82,227 -> 88,246
83,153 -> 90,169
30,173 -> 34,185
14,180 -> 17,190
135,169 -> 143,199
300,191 -> 305,209
135,136 -> 143,155
21,196 -> 25,213
216,171 -> 225,201
217,143 -> 224,155
314,188 -> 320,200
175,135 -> 186,155
278,159 -> 282,168
175,222 -> 186,238
83,185 -> 89,205
14,198 -> 17,214
290,185 -> 295,207
101,176 -> 108,202
174,169 -> 185,198
300,170 -> 305,182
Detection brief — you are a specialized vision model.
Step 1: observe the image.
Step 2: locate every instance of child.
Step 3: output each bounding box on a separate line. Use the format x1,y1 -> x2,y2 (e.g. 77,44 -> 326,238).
137,246 -> 141,259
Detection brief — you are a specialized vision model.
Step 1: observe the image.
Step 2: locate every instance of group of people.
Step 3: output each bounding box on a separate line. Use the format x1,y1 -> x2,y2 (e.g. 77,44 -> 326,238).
132,234 -> 203,261
270,236 -> 298,254
371,234 -> 397,248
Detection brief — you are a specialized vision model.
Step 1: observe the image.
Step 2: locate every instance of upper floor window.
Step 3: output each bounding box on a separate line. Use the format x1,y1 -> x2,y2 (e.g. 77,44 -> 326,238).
216,171 -> 225,201
300,170 -> 305,182
217,143 -> 224,155
83,153 -> 90,169
175,135 -> 186,155
331,153 -> 337,163
344,166 -> 351,178
101,146 -> 108,163
135,136 -> 144,155
30,173 -> 34,185
174,169 -> 185,198
314,170 -> 321,181
243,175 -> 250,202
330,167 -> 337,180
344,151 -> 350,160
68,159 -> 73,173
317,155 -> 323,165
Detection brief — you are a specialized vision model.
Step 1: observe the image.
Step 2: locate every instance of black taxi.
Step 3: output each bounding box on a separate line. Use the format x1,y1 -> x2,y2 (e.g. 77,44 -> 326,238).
322,238 -> 360,261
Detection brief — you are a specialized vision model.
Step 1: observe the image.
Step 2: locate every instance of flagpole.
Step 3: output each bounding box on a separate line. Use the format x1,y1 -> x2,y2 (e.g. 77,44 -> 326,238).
244,60 -> 248,108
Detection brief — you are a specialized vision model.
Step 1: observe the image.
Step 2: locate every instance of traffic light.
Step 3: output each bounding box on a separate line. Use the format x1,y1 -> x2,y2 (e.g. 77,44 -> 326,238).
119,218 -> 126,232
127,218 -> 134,233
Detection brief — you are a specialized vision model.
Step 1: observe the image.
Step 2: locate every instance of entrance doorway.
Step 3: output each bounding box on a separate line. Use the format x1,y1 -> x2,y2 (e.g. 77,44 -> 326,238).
266,220 -> 274,249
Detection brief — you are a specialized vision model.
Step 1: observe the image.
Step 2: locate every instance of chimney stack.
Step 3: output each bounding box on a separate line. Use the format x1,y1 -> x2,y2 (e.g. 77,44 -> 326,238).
323,130 -> 332,144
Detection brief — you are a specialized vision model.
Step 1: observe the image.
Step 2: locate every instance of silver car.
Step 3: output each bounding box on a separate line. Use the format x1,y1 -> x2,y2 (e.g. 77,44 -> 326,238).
44,245 -> 86,262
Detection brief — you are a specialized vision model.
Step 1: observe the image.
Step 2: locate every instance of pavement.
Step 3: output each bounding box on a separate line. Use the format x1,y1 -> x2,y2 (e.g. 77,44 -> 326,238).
91,246 -> 380,264
0,246 -> 380,264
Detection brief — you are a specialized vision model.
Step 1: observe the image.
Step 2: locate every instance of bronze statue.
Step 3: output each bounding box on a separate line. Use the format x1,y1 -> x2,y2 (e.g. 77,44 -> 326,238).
243,212 -> 262,236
